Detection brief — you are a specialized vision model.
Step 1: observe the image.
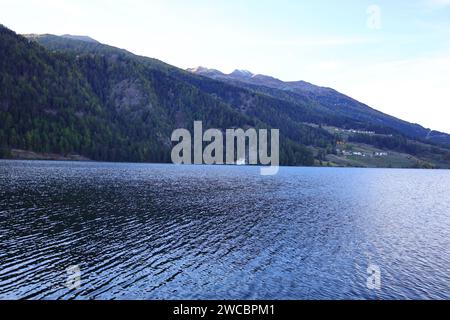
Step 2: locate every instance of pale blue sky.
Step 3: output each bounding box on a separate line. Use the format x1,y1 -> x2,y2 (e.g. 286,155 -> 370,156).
2,0 -> 450,132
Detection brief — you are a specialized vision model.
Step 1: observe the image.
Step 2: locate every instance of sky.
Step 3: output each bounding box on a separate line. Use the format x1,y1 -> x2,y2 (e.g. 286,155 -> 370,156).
2,0 -> 450,133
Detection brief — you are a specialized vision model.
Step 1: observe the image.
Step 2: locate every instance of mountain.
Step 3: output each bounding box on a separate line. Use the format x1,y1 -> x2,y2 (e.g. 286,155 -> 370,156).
25,34 -> 100,44
186,66 -> 224,78
1,24 -> 450,168
61,35 -> 99,43
189,67 -> 450,145
0,25 -> 323,165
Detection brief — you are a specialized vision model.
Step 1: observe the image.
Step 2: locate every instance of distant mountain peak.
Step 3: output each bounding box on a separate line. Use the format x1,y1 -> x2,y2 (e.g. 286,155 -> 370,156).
61,34 -> 99,43
188,65 -> 336,95
230,69 -> 254,79
187,66 -> 224,77
188,67 -> 257,81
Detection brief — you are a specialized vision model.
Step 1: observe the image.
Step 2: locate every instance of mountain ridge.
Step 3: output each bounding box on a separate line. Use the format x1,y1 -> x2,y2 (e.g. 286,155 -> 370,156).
1,24 -> 450,168
188,66 -> 450,145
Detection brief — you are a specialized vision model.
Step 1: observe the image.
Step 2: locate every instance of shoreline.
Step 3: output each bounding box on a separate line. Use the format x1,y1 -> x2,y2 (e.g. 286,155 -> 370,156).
0,153 -> 448,170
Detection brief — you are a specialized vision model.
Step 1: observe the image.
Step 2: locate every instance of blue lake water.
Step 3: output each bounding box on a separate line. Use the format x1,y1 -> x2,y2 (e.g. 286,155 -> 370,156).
0,160 -> 449,300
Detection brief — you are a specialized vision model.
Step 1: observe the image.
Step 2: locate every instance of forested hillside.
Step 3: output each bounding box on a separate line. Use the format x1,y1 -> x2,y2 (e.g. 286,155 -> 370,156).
189,67 -> 450,146
1,24 -> 450,168
0,25 -> 328,165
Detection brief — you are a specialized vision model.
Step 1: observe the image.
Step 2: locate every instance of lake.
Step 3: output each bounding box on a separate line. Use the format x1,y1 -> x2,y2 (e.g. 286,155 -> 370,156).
0,160 -> 449,300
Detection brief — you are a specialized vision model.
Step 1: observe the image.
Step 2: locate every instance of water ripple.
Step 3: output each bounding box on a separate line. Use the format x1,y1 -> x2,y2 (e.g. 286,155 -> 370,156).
1,161 -> 450,299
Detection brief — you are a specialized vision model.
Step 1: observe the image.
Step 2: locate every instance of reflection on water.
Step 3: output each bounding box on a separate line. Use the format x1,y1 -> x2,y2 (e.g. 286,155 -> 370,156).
0,160 -> 449,300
